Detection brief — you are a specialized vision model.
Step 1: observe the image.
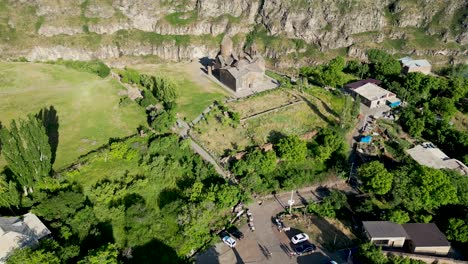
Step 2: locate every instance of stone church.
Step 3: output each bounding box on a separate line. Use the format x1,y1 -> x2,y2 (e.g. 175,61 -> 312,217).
213,35 -> 266,92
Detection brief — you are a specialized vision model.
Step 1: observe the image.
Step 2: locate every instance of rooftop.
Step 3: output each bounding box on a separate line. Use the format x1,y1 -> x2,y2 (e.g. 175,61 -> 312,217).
399,57 -> 431,68
345,79 -> 382,90
353,83 -> 394,101
406,143 -> 468,175
363,221 -> 408,238
403,223 -> 450,248
0,213 -> 50,263
226,62 -> 263,79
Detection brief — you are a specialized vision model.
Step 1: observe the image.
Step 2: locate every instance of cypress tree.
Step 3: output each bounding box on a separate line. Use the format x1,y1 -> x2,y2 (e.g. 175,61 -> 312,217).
0,115 -> 52,195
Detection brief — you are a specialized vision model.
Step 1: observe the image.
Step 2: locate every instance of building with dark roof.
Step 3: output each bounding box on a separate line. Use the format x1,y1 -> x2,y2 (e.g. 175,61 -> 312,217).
344,79 -> 382,90
363,221 -> 408,248
403,223 -> 451,256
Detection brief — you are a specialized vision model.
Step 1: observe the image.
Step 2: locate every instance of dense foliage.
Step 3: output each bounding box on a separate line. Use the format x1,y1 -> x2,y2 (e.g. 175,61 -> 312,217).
300,56 -> 348,87
307,190 -> 347,218
231,127 -> 347,194
358,161 -> 393,195
117,68 -> 179,132
50,60 -> 110,78
356,243 -> 425,264
3,133 -> 241,263
0,115 -> 52,196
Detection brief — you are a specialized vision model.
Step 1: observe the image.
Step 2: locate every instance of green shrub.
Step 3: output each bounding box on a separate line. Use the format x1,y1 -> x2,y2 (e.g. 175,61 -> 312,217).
53,60 -> 110,78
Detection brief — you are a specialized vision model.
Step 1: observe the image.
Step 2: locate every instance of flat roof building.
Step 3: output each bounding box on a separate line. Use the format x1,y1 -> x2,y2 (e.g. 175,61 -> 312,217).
406,142 -> 468,175
399,57 -> 431,75
403,223 -> 451,256
346,81 -> 400,109
363,221 -> 408,248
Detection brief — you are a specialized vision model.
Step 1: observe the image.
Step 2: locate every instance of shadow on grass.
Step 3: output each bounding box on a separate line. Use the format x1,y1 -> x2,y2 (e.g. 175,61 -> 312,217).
309,215 -> 357,251
36,106 -> 59,165
299,96 -> 334,126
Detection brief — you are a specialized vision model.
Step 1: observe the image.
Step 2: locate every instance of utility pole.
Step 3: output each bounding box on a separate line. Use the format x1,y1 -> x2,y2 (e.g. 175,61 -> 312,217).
288,190 -> 295,215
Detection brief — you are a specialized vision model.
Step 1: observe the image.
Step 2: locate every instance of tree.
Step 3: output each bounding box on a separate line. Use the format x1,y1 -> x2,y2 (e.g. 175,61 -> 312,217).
150,108 -> 176,133
152,76 -> 178,104
232,149 -> 277,176
0,174 -> 20,208
367,49 -> 401,77
308,190 -> 347,218
392,166 -> 458,212
276,135 -> 307,162
356,243 -> 388,264
446,218 -> 468,243
78,244 -> 120,264
386,210 -> 410,224
314,128 -> 346,163
6,248 -> 60,264
0,115 -> 52,195
358,161 -> 393,195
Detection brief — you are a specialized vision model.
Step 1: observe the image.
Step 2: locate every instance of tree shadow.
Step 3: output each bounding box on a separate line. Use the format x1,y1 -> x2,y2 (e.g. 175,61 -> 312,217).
296,251 -> 329,264
232,247 -> 245,264
299,96 -> 334,125
309,214 -> 357,252
267,130 -> 287,144
316,97 -> 340,118
195,246 -> 221,264
157,188 -> 181,209
129,238 -> 191,264
36,106 -> 59,164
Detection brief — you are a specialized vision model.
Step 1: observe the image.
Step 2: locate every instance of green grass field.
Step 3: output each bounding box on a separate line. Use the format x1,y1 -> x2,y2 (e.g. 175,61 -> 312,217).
0,62 -> 146,170
131,62 -> 229,121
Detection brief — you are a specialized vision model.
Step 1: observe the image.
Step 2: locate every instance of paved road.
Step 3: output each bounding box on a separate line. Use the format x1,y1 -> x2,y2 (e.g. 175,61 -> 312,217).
196,181 -> 355,264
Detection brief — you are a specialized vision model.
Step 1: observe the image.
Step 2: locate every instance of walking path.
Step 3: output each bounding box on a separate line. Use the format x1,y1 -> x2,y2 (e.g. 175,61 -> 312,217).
176,119 -> 230,179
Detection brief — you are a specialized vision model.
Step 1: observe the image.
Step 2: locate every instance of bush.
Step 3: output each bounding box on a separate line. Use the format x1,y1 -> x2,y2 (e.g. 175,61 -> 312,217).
54,60 -> 110,78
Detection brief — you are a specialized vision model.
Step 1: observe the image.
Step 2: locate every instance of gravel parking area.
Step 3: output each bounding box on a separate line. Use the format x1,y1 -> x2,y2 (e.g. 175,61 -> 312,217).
196,182 -> 353,264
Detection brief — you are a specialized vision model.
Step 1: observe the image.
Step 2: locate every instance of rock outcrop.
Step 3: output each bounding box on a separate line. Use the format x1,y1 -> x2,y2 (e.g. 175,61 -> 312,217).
1,0 -> 466,65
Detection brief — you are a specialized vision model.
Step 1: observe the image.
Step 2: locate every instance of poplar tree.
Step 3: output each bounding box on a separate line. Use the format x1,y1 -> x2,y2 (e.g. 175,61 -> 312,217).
0,115 -> 51,195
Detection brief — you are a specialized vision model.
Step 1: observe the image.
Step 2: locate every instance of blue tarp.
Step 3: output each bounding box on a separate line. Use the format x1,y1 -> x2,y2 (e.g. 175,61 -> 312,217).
360,136 -> 372,143
387,100 -> 401,108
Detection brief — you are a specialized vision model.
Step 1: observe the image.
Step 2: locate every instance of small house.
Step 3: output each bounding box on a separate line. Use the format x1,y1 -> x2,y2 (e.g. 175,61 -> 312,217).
0,213 -> 51,263
402,223 -> 451,256
345,80 -> 400,109
399,57 -> 431,75
362,221 -> 408,248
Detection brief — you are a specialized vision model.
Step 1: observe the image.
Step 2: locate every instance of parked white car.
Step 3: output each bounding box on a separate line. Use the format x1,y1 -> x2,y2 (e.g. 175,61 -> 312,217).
222,235 -> 236,248
291,233 -> 309,244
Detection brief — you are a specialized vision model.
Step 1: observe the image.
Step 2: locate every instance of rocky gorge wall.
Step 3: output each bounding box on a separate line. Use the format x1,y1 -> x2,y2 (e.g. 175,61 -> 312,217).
0,0 -> 466,65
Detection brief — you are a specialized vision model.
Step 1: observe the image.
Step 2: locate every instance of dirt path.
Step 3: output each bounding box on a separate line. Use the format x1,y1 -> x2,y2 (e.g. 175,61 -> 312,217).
176,119 -> 230,180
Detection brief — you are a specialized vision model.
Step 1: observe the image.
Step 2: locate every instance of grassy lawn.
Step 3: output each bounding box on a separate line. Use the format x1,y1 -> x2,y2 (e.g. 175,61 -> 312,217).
0,62 -> 146,170
192,88 -> 344,156
130,62 -> 229,121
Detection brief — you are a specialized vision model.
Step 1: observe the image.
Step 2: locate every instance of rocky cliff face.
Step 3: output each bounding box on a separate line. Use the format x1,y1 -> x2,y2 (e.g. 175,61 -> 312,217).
0,0 -> 466,65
